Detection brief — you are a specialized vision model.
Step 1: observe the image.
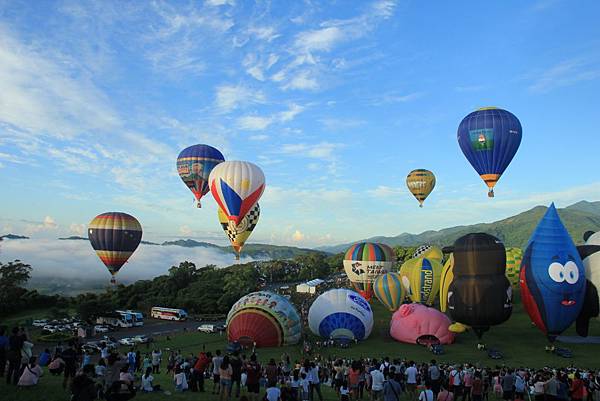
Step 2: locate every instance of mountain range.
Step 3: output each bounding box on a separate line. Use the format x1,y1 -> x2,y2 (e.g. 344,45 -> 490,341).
318,200 -> 600,253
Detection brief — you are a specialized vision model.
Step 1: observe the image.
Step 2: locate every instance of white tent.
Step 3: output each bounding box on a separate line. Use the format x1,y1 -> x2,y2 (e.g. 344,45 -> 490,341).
296,278 -> 324,294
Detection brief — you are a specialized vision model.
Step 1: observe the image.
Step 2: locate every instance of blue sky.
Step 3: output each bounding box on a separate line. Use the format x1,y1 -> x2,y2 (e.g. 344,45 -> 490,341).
1,0 -> 600,247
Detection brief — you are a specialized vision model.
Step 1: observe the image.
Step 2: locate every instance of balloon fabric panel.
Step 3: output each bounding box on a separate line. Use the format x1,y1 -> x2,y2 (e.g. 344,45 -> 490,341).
176,144 -> 225,207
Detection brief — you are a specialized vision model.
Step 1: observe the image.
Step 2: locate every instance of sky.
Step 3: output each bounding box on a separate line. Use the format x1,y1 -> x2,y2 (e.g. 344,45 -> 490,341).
1,0 -> 600,249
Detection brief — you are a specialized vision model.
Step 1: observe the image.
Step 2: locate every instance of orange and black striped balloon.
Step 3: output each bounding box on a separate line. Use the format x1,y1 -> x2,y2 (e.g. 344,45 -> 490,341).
406,169 -> 436,207
88,212 -> 142,278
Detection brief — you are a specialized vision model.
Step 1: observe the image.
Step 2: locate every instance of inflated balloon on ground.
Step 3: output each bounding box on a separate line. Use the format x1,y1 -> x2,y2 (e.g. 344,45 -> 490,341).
390,303 -> 455,345
373,272 -> 405,311
226,291 -> 301,347
308,288 -> 374,341
343,242 -> 395,301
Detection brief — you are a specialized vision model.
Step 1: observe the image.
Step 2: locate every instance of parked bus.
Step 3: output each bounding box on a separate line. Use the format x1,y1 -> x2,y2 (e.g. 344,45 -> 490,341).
150,307 -> 188,321
116,310 -> 144,327
96,312 -> 133,328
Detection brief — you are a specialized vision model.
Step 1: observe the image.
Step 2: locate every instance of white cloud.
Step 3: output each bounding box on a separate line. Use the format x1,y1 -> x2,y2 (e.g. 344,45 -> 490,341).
367,185 -> 407,198
69,223 -> 86,236
179,225 -> 193,236
205,0 -> 235,6
292,230 -> 305,242
0,239 -> 255,283
249,134 -> 269,141
528,59 -> 600,93
243,53 -> 280,81
214,84 -> 266,112
278,104 -> 305,122
237,115 -> 273,131
247,26 -> 280,42
24,216 -> 59,234
284,70 -> 320,90
294,26 -> 345,53
280,142 -> 343,161
370,91 -> 425,105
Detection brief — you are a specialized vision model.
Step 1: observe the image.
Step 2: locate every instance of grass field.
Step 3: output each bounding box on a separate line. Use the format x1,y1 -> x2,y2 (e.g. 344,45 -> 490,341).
1,297 -> 600,401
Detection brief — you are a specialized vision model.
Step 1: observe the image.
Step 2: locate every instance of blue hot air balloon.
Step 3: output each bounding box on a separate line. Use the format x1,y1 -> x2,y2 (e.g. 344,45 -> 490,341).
177,144 -> 225,207
520,203 -> 586,342
457,107 -> 522,197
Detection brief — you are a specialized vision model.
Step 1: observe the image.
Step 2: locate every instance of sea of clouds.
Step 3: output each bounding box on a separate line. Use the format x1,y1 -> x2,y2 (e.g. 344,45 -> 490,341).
0,238 -> 255,283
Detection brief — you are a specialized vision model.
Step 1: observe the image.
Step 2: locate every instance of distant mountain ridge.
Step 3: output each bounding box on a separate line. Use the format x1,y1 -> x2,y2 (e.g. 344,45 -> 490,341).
0,234 -> 30,240
319,200 -> 600,253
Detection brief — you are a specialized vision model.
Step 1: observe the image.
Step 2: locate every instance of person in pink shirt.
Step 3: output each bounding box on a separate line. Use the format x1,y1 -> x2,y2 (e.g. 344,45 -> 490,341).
438,385 -> 455,401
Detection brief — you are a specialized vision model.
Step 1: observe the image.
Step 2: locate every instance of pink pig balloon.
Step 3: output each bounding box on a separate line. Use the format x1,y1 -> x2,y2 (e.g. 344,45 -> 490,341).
390,303 -> 455,345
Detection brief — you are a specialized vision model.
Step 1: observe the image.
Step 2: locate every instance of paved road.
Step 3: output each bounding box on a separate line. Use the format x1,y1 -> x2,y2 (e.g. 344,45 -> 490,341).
90,318 -> 203,341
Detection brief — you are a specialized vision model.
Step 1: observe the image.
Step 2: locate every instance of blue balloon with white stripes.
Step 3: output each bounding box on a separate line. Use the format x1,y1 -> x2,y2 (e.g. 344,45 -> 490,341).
457,107 -> 522,197
308,289 -> 374,341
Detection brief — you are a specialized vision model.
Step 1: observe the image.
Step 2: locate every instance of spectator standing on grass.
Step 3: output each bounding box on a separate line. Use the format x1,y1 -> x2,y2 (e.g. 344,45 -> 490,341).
231,351 -> 243,397
501,370 -> 515,401
266,380 -> 282,401
438,385 -> 455,401
6,327 -> 24,385
220,355 -> 233,401
406,361 -> 418,398
62,341 -> 79,390
212,349 -> 224,394
419,383 -> 435,401
126,349 -> 136,374
245,353 -> 262,401
429,360 -> 441,396
383,366 -> 402,401
471,372 -> 483,401
370,360 -> 385,401
572,372 -> 586,401
100,343 -> 109,363
174,365 -> 189,392
151,349 -> 161,374
463,366 -> 474,401
193,350 -> 211,393
39,348 -> 51,367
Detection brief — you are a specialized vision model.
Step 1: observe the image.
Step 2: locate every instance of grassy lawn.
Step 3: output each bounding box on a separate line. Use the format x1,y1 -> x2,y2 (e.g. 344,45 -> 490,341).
1,295 -> 600,400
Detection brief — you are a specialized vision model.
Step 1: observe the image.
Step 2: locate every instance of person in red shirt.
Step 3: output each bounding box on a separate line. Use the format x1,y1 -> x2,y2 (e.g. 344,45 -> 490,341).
194,351 -> 211,392
571,372 -> 585,401
244,354 -> 262,401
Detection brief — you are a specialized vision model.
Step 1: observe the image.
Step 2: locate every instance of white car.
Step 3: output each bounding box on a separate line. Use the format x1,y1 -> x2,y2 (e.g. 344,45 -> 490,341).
197,324 -> 217,333
133,335 -> 150,344
94,326 -> 110,333
42,325 -> 57,333
32,319 -> 48,327
118,337 -> 135,346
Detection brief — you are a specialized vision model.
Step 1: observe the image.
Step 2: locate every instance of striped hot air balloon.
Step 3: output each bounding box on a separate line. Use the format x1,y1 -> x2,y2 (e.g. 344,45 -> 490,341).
88,212 -> 142,284
457,107 -> 522,197
343,242 -> 395,301
406,169 -> 436,207
505,247 -> 523,288
226,291 -> 301,348
176,144 -> 225,207
374,272 -> 405,311
218,203 -> 260,260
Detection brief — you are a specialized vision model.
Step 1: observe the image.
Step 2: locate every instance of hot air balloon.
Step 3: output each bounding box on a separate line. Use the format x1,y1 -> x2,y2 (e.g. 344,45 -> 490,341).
403,257 -> 443,306
219,203 -> 260,260
177,144 -> 225,207
457,107 -> 522,197
399,257 -> 419,298
576,231 -> 600,335
88,212 -> 142,284
226,291 -> 301,347
308,289 -> 374,341
209,161 -> 265,226
390,303 -> 455,345
373,272 -> 405,311
520,204 -> 586,342
412,244 -> 444,262
406,169 -> 436,207
448,233 -> 512,342
505,247 -> 523,288
439,253 -> 454,312
343,242 -> 395,301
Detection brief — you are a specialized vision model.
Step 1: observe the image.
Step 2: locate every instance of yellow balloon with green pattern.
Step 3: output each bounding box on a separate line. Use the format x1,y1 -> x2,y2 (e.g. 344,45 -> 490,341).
505,247 -> 523,288
403,257 -> 443,306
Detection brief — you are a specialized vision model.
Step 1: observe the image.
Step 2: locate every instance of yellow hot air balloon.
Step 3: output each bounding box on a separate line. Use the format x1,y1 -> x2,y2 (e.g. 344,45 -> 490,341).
405,257 -> 443,306
373,272 -> 405,311
505,247 -> 523,288
399,257 -> 420,298
412,244 -> 444,263
439,253 -> 454,312
218,203 -> 260,260
406,169 -> 436,207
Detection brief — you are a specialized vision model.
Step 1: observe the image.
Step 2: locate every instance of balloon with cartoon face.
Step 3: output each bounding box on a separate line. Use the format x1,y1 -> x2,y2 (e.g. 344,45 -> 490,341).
520,203 -> 586,342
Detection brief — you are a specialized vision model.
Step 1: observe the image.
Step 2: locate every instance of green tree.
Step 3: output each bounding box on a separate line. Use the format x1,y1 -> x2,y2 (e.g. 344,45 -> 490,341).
0,260 -> 32,316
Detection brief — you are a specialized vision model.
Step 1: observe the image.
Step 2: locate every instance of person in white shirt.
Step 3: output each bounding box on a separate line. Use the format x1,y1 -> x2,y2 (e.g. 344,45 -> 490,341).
419,384 -> 435,401
174,366 -> 188,392
405,362 -> 418,397
300,373 -> 310,401
266,381 -> 282,401
371,361 -> 385,401
142,367 -> 160,392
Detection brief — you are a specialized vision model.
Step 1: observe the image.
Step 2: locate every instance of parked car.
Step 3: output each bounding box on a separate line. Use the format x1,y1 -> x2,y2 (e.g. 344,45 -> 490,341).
118,337 -> 135,346
197,324 -> 217,333
32,319 -> 48,327
94,325 -> 110,333
133,335 -> 151,344
81,342 -> 101,354
42,325 -> 57,334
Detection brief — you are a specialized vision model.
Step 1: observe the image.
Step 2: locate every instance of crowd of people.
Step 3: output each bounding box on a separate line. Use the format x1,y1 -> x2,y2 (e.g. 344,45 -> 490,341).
2,324 -> 600,401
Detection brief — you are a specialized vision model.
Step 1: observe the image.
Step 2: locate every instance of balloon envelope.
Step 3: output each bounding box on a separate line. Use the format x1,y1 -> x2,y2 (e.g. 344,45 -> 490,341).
218,203 -> 260,259
343,242 -> 395,300
406,169 -> 435,207
405,258 -> 443,306
412,244 -> 443,262
373,272 -> 405,311
520,204 -> 585,340
88,212 -> 142,280
177,144 -> 225,207
457,107 -> 522,197
578,231 -> 600,325
308,289 -> 374,341
209,161 -> 265,226
390,303 -> 455,345
226,291 -> 301,347
505,247 -> 523,288
448,233 -> 512,338
439,254 -> 454,312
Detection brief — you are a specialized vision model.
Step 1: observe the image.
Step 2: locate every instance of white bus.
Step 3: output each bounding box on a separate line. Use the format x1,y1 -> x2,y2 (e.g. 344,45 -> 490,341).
116,310 -> 144,327
150,307 -> 188,321
96,313 -> 133,328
